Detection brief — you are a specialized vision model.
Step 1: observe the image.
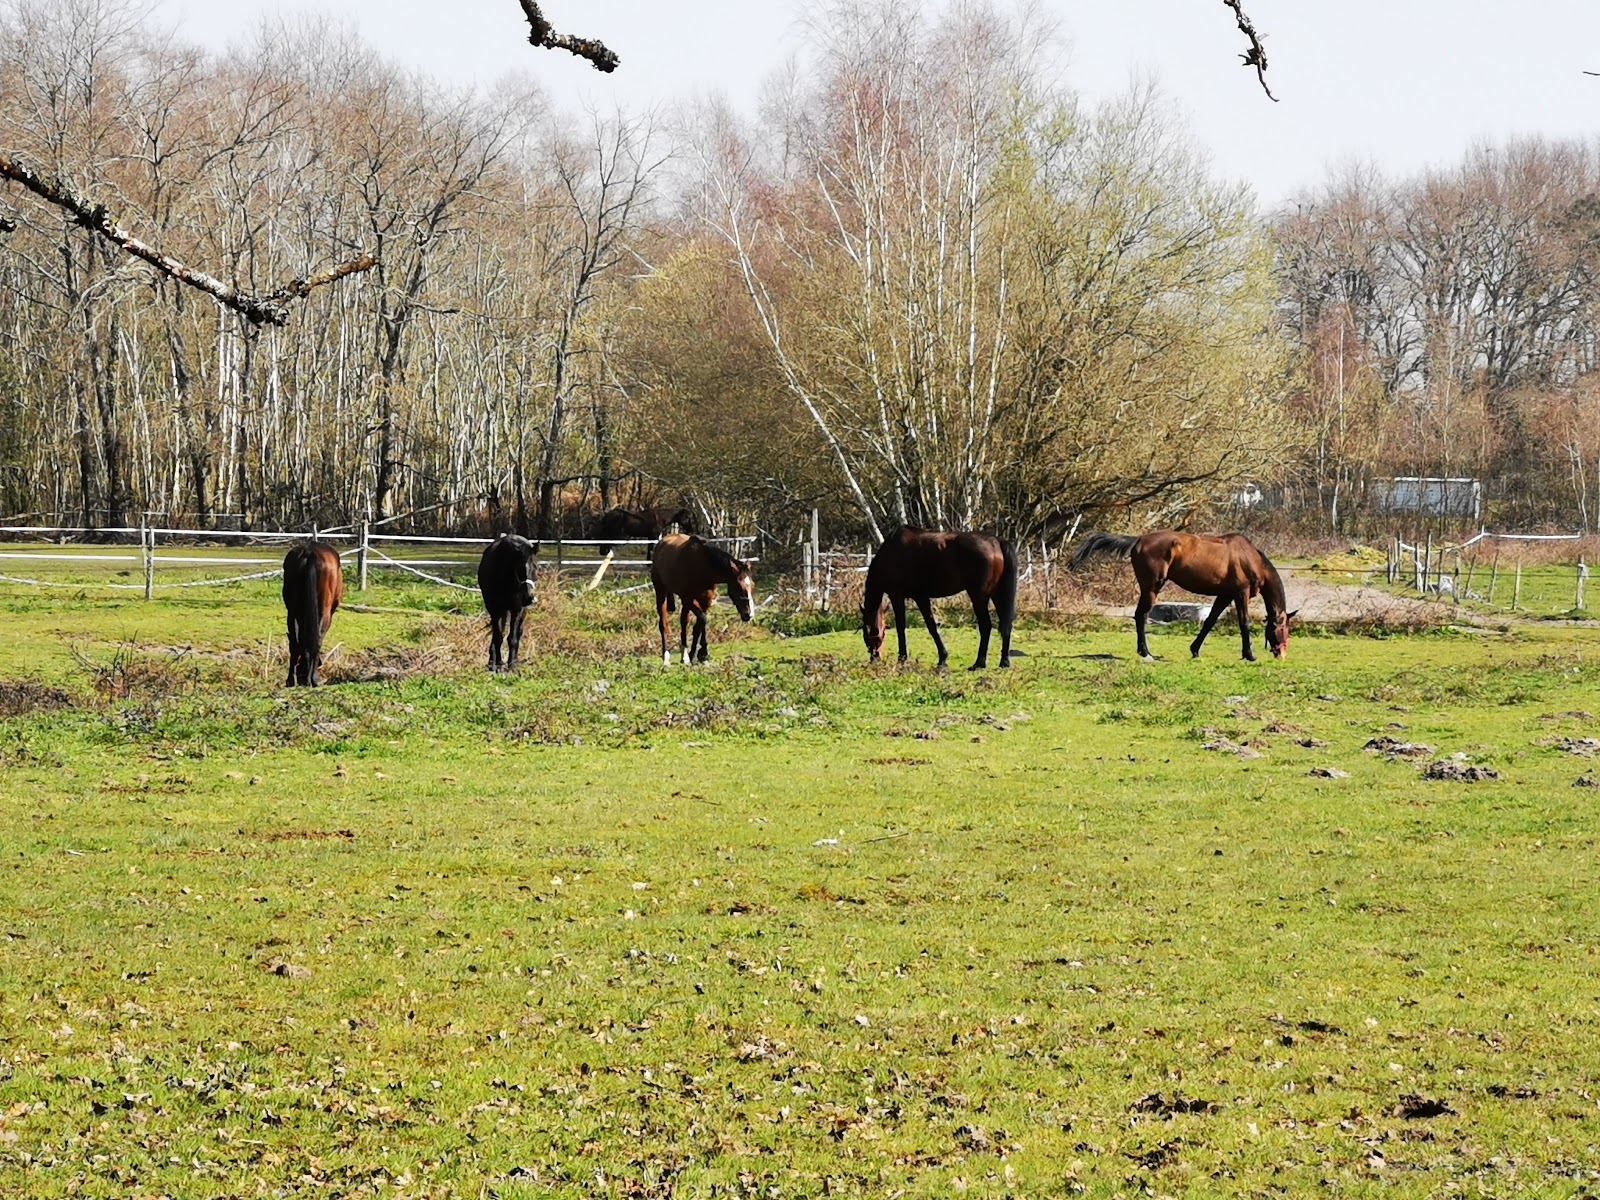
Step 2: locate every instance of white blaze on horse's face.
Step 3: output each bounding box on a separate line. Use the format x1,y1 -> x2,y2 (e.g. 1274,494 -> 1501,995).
735,568 -> 756,621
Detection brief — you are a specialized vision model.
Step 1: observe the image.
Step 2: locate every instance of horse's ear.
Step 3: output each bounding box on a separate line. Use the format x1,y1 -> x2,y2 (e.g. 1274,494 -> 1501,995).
1285,609 -> 1299,620
529,541 -> 541,555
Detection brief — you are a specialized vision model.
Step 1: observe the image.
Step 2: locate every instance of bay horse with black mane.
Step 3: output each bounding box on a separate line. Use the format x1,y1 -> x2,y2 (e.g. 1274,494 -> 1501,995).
477,533 -> 540,672
650,533 -> 755,665
597,505 -> 694,555
282,540 -> 344,687
861,527 -> 1017,671
1070,529 -> 1296,661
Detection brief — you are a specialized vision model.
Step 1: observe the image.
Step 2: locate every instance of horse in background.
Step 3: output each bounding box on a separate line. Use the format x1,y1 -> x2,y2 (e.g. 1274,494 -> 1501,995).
596,505 -> 694,554
650,533 -> 755,665
1069,529 -> 1296,661
282,540 -> 344,687
477,534 -> 540,672
861,527 -> 1017,671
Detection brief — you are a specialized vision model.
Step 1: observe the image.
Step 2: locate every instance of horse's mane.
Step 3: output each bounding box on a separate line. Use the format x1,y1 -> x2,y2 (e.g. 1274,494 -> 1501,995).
694,535 -> 743,572
1260,555 -> 1287,612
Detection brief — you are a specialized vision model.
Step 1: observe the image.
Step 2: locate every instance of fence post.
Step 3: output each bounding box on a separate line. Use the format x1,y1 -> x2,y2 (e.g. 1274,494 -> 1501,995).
1463,553 -> 1477,599
1041,536 -> 1054,609
1578,560 -> 1588,612
357,519 -> 370,592
1487,546 -> 1500,605
1513,559 -> 1522,611
141,517 -> 154,601
803,542 -> 815,601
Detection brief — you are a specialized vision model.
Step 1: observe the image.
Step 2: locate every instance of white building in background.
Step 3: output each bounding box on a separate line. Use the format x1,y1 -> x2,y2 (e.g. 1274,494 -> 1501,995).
1373,477 -> 1482,521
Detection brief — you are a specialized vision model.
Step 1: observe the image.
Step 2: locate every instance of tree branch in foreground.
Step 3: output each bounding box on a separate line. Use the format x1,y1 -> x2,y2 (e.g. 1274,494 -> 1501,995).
0,152 -> 378,326
516,0 -> 618,73
1222,0 -> 1276,101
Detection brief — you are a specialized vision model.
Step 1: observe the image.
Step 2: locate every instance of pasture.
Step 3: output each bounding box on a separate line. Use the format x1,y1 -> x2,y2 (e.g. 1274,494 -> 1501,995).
2,575 -> 1600,1198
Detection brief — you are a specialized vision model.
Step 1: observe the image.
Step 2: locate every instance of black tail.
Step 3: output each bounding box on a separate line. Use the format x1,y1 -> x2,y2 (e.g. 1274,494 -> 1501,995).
1069,531 -> 1139,570
298,556 -> 326,666
996,536 -> 1019,627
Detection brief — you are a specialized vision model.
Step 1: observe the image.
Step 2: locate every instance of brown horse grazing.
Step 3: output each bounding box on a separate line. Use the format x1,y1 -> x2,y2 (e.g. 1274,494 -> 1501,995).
282,541 -> 344,687
597,505 -> 694,554
650,533 -> 755,665
477,534 -> 540,672
861,527 -> 1017,671
1070,529 -> 1296,662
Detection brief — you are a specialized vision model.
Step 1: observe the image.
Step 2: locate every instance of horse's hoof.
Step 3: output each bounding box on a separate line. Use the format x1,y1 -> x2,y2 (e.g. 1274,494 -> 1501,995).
998,659 -> 1011,669
1140,654 -> 1156,663
967,663 -> 985,672
1243,655 -> 1257,663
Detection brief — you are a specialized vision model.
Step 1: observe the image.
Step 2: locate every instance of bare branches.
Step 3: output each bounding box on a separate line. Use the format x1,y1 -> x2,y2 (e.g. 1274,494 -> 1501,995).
516,0 -> 619,73
0,152 -> 377,326
1222,0 -> 1276,101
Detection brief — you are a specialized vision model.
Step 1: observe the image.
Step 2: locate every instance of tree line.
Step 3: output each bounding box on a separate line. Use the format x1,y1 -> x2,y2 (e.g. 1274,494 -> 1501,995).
1,0 -> 1596,548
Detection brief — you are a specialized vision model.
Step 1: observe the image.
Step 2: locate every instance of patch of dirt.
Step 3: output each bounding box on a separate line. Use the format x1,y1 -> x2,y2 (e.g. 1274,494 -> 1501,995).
1364,736 -> 1435,759
1421,760 -> 1502,782
249,828 -> 356,842
0,679 -> 75,718
1392,1093 -> 1456,1119
1131,1092 -> 1219,1117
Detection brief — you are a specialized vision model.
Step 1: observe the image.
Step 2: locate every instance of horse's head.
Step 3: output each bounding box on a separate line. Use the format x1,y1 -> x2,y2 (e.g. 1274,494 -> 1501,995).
1268,607 -> 1297,659
727,560 -> 756,621
669,507 -> 695,533
861,599 -> 885,660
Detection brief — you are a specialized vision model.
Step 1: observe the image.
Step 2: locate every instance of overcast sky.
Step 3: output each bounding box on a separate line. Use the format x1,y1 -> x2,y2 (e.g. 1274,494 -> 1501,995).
150,0 -> 1600,210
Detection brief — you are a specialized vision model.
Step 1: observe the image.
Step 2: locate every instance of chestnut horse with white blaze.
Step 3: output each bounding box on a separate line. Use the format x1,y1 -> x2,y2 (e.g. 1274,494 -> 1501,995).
282,540 -> 344,686
650,533 -> 756,665
1070,529 -> 1296,661
860,527 -> 1017,670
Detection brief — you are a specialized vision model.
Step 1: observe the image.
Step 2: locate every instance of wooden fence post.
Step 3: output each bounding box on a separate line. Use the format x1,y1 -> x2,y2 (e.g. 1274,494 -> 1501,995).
1513,559 -> 1523,611
1578,560 -> 1588,612
1487,545 -> 1500,605
141,517 -> 154,601
357,519 -> 370,591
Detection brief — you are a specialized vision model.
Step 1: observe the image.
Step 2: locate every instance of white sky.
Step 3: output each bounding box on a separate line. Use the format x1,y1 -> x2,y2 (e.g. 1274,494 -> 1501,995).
151,0 -> 1600,210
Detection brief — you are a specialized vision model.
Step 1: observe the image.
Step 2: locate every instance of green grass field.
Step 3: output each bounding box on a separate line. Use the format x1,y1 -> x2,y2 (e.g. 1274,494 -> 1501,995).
3,574 -> 1600,1198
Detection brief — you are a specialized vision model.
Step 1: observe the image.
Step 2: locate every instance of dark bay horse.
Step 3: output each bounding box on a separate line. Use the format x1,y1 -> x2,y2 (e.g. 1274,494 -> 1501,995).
477,534 -> 539,672
1070,529 -> 1296,661
282,540 -> 344,687
861,527 -> 1017,670
597,505 -> 694,554
650,533 -> 755,665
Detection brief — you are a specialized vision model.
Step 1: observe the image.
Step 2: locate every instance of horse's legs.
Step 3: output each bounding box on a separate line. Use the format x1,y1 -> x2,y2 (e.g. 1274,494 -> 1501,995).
507,606 -> 526,670
679,603 -> 692,665
694,609 -> 710,663
285,614 -> 299,687
655,591 -> 672,665
891,596 -> 910,662
1236,594 -> 1255,662
1134,587 -> 1160,660
1190,595 -> 1232,658
968,590 -> 991,671
997,592 -> 1013,669
915,596 -> 948,669
488,610 -> 505,672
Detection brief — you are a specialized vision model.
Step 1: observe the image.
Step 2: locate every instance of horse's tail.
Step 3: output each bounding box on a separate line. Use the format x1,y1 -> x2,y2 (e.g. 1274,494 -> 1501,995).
1068,531 -> 1139,570
996,537 -> 1019,627
300,552 -> 329,663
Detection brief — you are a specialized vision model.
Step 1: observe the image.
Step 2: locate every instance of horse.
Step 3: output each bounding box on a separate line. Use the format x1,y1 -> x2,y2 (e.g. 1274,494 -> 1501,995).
477,533 -> 540,672
1069,529 -> 1297,661
650,533 -> 755,665
596,505 -> 694,555
860,527 -> 1017,671
282,540 -> 344,687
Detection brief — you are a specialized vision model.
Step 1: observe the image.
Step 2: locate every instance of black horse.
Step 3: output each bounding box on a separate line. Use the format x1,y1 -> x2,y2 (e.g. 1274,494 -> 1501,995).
477,534 -> 539,671
596,505 -> 694,554
861,526 -> 1018,670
